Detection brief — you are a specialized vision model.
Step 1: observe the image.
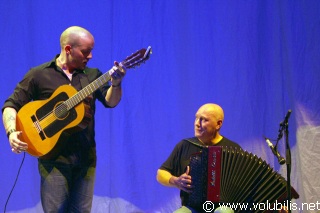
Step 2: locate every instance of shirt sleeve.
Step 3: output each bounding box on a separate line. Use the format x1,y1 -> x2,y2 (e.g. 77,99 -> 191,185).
2,69 -> 36,112
159,142 -> 181,176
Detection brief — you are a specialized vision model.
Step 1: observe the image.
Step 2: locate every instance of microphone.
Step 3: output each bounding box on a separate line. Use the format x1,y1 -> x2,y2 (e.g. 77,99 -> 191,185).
280,109 -> 292,126
265,137 -> 286,165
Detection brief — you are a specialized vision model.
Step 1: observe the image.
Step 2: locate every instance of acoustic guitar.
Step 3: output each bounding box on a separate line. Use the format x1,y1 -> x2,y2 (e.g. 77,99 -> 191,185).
16,46 -> 152,157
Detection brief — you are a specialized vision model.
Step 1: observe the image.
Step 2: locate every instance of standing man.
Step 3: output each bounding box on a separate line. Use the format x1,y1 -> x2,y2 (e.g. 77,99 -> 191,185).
2,26 -> 126,212
157,103 -> 241,213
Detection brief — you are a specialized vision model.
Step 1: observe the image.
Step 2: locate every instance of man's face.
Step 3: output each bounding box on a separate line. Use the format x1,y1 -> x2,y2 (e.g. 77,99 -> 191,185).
194,106 -> 221,143
68,36 -> 94,70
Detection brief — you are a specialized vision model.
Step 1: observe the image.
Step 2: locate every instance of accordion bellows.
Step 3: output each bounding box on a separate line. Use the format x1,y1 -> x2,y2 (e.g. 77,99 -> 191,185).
187,146 -> 299,212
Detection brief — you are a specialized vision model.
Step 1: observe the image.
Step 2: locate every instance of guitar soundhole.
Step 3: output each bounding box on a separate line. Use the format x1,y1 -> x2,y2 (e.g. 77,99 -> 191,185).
54,102 -> 69,119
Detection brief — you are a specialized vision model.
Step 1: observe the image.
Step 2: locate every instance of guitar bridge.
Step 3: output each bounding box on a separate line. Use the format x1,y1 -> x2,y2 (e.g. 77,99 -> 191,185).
31,115 -> 46,140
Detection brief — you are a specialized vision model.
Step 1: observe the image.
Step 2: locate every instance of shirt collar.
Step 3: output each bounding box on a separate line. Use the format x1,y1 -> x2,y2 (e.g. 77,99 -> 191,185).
47,54 -> 86,74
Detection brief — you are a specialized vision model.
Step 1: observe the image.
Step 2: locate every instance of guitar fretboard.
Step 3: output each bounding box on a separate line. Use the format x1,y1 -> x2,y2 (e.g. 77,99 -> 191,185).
65,67 -> 115,109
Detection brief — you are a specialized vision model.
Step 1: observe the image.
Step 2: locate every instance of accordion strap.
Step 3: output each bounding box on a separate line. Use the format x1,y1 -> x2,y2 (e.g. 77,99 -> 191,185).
185,137 -> 206,148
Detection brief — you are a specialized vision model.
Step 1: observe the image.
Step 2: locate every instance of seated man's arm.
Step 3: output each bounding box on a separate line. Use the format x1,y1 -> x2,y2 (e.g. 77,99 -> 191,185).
157,169 -> 175,186
157,168 -> 192,193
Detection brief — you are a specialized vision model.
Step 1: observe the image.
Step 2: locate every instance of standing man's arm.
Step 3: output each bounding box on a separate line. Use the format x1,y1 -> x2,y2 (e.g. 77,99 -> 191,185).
3,107 -> 17,134
2,107 -> 27,153
104,62 -> 126,107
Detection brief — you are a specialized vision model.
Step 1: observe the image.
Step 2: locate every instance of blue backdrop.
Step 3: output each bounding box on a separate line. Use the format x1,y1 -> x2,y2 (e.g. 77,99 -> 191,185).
1,1 -> 319,212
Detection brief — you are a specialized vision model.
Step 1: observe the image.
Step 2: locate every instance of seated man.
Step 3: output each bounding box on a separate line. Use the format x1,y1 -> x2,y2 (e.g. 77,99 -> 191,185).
157,103 -> 241,213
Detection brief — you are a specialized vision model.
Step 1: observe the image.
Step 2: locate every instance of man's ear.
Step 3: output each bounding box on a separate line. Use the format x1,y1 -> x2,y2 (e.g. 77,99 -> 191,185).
65,45 -> 72,54
217,120 -> 223,129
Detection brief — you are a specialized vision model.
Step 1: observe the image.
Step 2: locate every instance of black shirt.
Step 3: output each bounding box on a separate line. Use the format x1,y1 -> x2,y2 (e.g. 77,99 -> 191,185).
2,55 -> 112,166
159,137 -> 241,208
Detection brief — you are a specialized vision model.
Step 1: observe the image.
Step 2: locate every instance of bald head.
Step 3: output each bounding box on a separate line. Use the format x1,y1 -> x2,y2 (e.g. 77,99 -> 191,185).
59,26 -> 94,50
198,103 -> 224,123
57,26 -> 95,72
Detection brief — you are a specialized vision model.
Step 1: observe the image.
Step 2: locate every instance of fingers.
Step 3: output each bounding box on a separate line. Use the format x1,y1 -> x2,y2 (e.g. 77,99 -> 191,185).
177,172 -> 193,193
110,62 -> 126,87
111,71 -> 123,80
11,147 -> 23,154
113,61 -> 119,66
179,181 -> 192,193
11,144 -> 27,154
185,166 -> 190,175
113,61 -> 126,76
11,142 -> 28,153
180,177 -> 192,186
9,131 -> 28,154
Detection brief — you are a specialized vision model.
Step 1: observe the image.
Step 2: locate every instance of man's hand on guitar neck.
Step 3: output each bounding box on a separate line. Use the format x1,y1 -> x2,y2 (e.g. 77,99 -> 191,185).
110,61 -> 126,87
105,61 -> 126,107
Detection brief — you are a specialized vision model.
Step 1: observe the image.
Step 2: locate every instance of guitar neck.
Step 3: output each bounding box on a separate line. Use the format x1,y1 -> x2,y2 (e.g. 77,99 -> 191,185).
65,67 -> 115,109
63,46 -> 152,110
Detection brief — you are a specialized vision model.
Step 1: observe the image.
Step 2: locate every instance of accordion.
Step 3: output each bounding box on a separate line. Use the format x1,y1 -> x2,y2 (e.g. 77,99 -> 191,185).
187,146 -> 299,212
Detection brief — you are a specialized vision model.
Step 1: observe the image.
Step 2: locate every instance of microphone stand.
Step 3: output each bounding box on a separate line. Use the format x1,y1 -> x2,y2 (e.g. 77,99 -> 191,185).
277,110 -> 292,213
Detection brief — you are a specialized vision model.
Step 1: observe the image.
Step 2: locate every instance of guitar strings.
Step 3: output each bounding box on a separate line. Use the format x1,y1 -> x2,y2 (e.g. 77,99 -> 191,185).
34,51 -> 147,129
36,72 -> 111,129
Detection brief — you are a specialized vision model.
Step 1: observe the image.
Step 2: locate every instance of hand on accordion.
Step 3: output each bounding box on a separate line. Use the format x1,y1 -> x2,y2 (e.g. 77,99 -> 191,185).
170,166 -> 193,193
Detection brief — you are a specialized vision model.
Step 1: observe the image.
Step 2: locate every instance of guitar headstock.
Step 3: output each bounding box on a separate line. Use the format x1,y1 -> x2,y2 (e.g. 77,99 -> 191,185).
121,46 -> 152,69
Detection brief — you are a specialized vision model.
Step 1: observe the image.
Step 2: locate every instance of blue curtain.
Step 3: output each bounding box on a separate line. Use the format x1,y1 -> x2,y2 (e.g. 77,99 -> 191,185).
1,1 -> 319,212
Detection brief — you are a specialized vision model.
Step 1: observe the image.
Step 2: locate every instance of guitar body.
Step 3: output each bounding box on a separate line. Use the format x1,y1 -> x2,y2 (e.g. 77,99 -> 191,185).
16,85 -> 89,157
